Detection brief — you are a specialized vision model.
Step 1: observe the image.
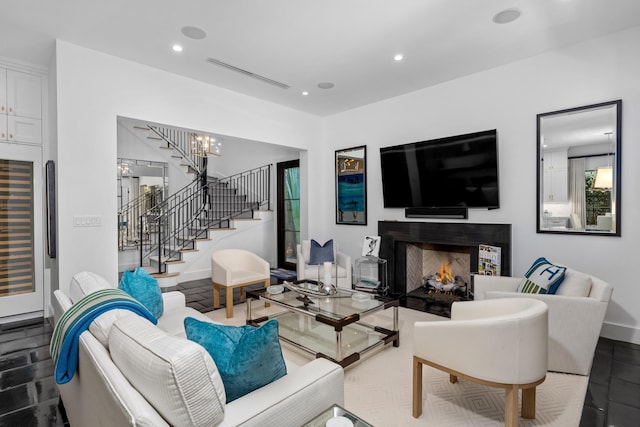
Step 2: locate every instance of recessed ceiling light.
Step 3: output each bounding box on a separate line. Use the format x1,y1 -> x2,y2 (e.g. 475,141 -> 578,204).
317,82 -> 335,89
302,91 -> 309,96
394,54 -> 404,61
492,8 -> 522,24
181,26 -> 207,40
172,44 -> 183,52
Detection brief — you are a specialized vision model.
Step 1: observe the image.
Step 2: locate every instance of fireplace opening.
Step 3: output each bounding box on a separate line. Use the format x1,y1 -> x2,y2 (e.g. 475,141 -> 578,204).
405,243 -> 470,307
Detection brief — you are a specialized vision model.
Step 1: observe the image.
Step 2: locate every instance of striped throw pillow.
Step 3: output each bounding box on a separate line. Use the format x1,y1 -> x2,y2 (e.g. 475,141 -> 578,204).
517,257 -> 566,294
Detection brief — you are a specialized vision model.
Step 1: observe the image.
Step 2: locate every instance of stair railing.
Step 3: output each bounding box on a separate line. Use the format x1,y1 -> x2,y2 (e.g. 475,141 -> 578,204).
118,187 -> 164,251
140,164 -> 271,274
145,125 -> 202,175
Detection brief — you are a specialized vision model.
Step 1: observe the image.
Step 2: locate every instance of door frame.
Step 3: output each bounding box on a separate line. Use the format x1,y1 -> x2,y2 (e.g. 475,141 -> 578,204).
276,159 -> 299,270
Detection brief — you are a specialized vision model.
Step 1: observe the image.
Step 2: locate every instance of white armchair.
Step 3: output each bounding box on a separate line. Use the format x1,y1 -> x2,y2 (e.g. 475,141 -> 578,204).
473,268 -> 613,376
413,298 -> 548,427
297,240 -> 352,289
211,249 -> 270,318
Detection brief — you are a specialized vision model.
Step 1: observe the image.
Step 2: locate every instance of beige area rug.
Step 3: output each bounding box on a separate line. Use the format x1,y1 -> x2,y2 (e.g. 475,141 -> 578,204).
205,302 -> 587,427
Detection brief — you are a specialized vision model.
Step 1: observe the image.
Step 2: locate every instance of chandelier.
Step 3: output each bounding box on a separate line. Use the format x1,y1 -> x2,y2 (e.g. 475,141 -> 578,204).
191,134 -> 222,157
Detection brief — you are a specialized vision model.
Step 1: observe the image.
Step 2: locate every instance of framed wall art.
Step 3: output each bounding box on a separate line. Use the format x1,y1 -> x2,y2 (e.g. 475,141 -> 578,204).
335,145 -> 367,225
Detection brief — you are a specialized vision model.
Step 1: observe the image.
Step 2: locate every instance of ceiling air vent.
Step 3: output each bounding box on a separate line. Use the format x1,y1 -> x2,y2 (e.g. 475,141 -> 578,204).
205,58 -> 290,90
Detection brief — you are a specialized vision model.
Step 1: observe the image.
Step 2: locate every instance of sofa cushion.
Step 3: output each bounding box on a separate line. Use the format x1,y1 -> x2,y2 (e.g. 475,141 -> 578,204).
555,268 -> 593,297
309,239 -> 335,265
109,315 -> 226,427
118,267 -> 163,318
184,317 -> 287,403
69,271 -> 129,348
517,257 -> 566,294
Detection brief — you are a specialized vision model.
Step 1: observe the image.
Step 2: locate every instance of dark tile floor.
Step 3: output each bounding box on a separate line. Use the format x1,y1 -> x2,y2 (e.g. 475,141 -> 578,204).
1,278 -> 638,426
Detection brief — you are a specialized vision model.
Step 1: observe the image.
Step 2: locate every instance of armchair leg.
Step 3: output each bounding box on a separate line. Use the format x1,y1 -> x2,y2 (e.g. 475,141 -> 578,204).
504,386 -> 518,427
213,282 -> 221,309
522,387 -> 536,419
226,287 -> 234,318
412,356 -> 423,418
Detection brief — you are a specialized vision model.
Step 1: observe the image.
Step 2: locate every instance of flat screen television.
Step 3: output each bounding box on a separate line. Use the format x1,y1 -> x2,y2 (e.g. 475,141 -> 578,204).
380,129 -> 499,209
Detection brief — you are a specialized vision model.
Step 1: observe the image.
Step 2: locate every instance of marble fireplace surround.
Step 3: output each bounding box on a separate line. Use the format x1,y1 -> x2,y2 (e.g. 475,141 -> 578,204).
378,221 -> 512,296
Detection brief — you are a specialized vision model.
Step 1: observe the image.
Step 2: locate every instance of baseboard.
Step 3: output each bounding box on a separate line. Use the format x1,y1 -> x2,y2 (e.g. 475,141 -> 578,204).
600,321 -> 640,345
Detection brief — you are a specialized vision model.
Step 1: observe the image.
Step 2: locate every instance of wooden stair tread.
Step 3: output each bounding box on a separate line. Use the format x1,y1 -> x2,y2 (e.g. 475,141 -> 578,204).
150,272 -> 180,278
164,259 -> 185,265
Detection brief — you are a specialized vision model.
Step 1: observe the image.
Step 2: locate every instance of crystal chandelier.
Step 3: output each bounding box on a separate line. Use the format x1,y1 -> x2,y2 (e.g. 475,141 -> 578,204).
191,134 -> 222,157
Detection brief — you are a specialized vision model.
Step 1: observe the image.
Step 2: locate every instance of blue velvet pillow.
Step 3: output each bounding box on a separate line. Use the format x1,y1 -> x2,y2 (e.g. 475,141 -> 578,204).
309,239 -> 334,265
517,257 -> 567,294
118,267 -> 163,318
184,318 -> 287,402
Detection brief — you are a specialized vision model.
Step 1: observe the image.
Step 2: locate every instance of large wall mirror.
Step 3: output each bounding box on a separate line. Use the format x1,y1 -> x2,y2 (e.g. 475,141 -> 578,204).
537,100 -> 621,236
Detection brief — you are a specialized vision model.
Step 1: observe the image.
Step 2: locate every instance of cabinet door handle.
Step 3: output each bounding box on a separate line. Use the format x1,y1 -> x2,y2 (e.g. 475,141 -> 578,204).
1,133 -> 5,138
1,106 -> 4,112
9,133 -> 13,139
9,107 -> 13,113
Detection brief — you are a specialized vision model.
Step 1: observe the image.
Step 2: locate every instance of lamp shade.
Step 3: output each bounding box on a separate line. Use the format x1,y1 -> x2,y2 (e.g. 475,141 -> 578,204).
593,167 -> 613,189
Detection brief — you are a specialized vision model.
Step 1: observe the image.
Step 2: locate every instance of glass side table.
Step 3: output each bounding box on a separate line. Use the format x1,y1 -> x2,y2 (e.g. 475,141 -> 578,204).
302,404 -> 373,427
354,256 -> 388,295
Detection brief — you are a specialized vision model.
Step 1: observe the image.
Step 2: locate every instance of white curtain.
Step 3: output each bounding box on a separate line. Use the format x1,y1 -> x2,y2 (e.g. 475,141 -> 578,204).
569,158 -> 586,229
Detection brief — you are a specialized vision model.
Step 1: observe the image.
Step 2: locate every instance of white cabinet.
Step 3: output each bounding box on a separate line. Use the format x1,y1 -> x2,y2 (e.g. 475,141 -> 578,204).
6,70 -> 42,119
542,149 -> 568,202
0,68 -> 6,114
1,68 -> 42,144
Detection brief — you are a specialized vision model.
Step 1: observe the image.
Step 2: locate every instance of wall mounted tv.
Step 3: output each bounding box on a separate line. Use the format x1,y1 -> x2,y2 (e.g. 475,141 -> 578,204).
380,129 -> 499,210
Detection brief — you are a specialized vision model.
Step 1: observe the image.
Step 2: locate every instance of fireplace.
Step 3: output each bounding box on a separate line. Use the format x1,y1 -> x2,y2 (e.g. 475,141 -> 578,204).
378,221 -> 511,314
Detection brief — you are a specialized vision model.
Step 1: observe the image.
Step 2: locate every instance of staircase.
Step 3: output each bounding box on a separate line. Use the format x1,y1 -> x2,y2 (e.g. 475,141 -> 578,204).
121,122 -> 272,285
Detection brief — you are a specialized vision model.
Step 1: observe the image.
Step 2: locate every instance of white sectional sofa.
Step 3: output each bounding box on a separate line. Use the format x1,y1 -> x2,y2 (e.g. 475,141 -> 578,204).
52,272 -> 344,427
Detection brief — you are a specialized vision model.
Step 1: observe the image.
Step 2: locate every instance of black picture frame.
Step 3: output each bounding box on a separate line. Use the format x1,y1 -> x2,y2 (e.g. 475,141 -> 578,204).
335,145 -> 367,225
45,160 -> 57,258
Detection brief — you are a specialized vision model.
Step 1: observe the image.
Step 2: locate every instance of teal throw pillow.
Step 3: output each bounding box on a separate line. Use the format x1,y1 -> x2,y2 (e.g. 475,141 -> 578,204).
184,318 -> 287,402
118,267 -> 163,318
517,257 -> 567,294
309,239 -> 334,265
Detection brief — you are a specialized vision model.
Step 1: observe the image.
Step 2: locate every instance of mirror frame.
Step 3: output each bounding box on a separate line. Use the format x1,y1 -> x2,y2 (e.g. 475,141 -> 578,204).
335,145 -> 367,225
537,100 -> 622,236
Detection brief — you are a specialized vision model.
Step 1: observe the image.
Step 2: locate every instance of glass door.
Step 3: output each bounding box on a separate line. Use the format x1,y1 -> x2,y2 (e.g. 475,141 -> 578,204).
0,143 -> 44,319
277,160 -> 300,270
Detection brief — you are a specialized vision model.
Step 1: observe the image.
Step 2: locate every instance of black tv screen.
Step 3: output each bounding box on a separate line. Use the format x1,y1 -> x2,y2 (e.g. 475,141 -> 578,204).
380,129 -> 499,209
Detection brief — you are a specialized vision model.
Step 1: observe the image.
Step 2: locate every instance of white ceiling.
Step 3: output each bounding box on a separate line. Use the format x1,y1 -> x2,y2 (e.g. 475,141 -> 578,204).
2,0 -> 640,117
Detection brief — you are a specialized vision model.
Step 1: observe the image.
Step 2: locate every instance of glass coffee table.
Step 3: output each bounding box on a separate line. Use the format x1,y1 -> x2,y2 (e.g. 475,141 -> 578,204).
302,404 -> 373,427
246,284 -> 399,367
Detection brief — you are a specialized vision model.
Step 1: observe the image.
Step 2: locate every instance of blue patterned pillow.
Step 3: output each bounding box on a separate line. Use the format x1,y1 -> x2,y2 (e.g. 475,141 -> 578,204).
517,257 -> 567,294
184,318 -> 287,402
309,239 -> 334,265
118,267 -> 163,318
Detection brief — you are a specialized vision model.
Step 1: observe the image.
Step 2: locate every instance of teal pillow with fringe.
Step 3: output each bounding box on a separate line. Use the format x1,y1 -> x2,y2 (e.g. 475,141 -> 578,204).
517,257 -> 566,294
118,267 -> 163,318
184,318 -> 287,403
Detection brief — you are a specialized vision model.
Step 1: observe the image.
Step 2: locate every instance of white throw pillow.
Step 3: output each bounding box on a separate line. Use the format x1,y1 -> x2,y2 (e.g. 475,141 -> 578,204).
109,315 -> 226,427
555,268 -> 593,297
69,271 -> 114,302
69,271 -> 128,348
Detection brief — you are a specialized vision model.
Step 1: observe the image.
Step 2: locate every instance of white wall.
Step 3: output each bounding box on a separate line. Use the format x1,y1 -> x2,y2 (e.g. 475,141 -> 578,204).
322,26 -> 640,342
54,41 -> 323,296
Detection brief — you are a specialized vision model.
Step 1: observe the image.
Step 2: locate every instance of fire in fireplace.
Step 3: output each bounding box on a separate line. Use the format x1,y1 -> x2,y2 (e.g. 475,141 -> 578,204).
421,260 -> 468,303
